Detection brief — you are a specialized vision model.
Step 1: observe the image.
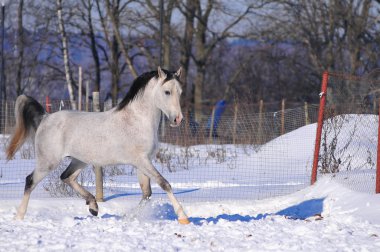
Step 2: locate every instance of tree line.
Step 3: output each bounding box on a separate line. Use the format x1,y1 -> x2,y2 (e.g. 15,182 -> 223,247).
1,0 -> 379,120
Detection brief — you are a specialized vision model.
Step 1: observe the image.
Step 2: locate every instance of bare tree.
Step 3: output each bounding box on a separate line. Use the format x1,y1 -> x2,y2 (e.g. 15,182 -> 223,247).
191,1 -> 257,121
56,0 -> 76,109
266,0 -> 379,75
15,0 -> 24,96
96,0 -> 128,105
144,0 -> 176,69
104,0 -> 138,79
77,0 -> 102,93
177,0 -> 196,107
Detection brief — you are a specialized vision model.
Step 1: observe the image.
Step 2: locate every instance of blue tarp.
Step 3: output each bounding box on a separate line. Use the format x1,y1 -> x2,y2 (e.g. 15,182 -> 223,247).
206,100 -> 227,137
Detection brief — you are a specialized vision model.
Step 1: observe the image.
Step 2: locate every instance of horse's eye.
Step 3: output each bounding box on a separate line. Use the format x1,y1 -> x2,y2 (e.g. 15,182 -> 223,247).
165,91 -> 171,96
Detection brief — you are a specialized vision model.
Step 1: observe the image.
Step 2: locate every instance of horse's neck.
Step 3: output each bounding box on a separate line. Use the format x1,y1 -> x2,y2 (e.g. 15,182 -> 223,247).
127,94 -> 161,130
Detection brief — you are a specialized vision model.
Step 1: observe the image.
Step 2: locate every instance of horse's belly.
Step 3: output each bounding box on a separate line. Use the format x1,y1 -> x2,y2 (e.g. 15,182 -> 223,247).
68,138 -> 156,166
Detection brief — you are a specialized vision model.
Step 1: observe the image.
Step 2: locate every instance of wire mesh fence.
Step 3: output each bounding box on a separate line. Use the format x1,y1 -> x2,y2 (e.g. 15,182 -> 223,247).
0,98 -> 321,202
315,71 -> 380,193
2,72 -> 380,202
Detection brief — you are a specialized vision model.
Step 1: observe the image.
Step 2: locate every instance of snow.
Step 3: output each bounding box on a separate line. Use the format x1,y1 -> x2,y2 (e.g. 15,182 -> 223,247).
1,114 -> 380,251
1,178 -> 380,251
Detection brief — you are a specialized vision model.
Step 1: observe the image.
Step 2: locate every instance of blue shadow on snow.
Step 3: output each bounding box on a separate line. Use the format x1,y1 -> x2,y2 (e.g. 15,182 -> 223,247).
104,188 -> 200,202
154,198 -> 325,225
275,198 -> 325,220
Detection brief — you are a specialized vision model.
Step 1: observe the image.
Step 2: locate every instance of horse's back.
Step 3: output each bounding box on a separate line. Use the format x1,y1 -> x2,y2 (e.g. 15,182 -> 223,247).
35,110 -> 116,163
34,107 -> 157,166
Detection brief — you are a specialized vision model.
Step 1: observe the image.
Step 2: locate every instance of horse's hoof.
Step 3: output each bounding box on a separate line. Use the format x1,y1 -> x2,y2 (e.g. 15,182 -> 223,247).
14,215 -> 24,220
89,201 -> 98,216
178,218 -> 190,225
89,208 -> 98,216
138,198 -> 150,207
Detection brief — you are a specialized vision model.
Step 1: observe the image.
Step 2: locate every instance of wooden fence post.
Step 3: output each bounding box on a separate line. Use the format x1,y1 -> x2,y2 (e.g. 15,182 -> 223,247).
281,99 -> 285,135
4,101 -> 8,134
78,66 -> 82,111
92,91 -> 100,112
161,113 -> 166,138
376,99 -> 380,193
92,91 -> 103,202
85,80 -> 89,112
232,103 -> 238,144
209,106 -> 216,143
258,100 -> 264,144
374,98 -> 377,114
304,102 -> 310,125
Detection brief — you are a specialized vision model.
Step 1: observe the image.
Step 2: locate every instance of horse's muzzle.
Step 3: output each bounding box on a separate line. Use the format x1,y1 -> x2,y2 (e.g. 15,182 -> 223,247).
170,114 -> 183,127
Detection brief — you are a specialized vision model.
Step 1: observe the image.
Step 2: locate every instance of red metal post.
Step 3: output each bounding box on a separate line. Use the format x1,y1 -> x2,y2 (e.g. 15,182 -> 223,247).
45,96 -> 51,113
376,100 -> 380,193
311,71 -> 329,185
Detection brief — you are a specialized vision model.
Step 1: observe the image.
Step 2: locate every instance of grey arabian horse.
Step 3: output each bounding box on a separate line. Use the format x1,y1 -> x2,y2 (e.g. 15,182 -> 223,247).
6,67 -> 190,224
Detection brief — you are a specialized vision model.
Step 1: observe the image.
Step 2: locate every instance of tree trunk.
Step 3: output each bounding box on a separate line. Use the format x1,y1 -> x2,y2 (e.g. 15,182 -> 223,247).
179,0 -> 196,108
194,65 -> 205,122
111,36 -> 120,106
16,0 -> 24,96
193,0 -> 208,122
105,0 -> 138,79
57,0 -> 77,110
162,0 -> 174,69
86,0 -> 101,92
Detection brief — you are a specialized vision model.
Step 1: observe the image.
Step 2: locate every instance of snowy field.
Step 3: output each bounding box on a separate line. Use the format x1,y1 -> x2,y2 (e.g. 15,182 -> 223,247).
1,114 -> 380,251
1,178 -> 380,251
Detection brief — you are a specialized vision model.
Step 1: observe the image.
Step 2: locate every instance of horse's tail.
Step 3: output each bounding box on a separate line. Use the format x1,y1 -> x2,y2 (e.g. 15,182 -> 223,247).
6,95 -> 46,160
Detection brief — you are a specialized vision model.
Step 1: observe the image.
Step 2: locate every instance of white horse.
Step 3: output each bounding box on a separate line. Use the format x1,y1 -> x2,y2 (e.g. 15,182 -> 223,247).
6,67 -> 190,224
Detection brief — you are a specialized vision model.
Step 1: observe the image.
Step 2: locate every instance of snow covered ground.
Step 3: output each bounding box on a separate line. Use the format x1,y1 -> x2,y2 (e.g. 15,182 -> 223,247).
1,178 -> 380,251
1,114 -> 380,251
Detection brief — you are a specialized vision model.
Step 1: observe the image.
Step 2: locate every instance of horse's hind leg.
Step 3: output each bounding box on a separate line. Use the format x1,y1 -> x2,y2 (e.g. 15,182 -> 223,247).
60,158 -> 98,216
16,166 -> 52,220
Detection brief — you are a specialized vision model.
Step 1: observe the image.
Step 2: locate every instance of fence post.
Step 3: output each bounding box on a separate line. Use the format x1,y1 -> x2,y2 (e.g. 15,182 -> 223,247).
232,103 -> 238,144
281,99 -> 285,135
258,100 -> 264,144
92,91 -> 104,202
78,66 -> 82,111
92,91 -> 100,112
311,71 -> 329,185
376,100 -> 380,193
304,102 -> 310,125
85,80 -> 89,112
209,106 -> 216,143
161,113 -> 166,138
45,96 -> 51,113
4,100 -> 8,134
373,98 -> 377,114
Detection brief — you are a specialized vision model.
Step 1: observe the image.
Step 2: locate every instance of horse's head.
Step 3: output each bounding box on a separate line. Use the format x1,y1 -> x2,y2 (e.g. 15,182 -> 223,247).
154,66 -> 183,127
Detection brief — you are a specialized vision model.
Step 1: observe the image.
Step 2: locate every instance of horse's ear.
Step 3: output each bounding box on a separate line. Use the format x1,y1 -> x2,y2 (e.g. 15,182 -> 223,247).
158,66 -> 167,80
175,67 -> 182,78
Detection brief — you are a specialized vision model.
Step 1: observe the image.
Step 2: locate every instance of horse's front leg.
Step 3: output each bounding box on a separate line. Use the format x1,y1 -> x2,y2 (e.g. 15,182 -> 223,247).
135,157 -> 189,224
137,169 -> 152,205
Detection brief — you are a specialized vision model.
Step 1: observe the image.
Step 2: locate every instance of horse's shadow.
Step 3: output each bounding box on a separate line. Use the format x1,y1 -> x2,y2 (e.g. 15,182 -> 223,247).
78,198 -> 325,225
275,198 -> 325,220
151,198 -> 325,225
103,188 -> 200,202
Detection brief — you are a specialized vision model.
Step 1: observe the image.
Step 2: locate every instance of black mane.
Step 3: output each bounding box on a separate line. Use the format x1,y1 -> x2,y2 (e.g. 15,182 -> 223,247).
116,69 -> 178,111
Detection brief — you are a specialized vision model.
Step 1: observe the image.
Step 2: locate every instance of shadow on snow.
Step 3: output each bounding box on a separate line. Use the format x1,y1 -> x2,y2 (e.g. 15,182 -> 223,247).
95,189 -> 325,225
103,188 -> 200,202
275,198 -> 325,220
153,198 -> 325,225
